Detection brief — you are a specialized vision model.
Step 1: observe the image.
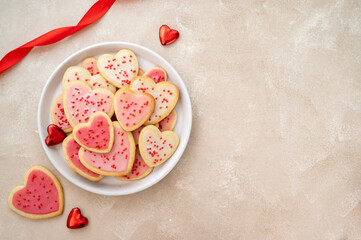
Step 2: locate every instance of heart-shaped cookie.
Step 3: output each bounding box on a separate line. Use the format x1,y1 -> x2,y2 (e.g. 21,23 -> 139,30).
158,110 -> 177,131
130,76 -> 179,124
73,112 -> 114,153
138,125 -> 179,167
159,25 -> 179,45
63,81 -> 114,127
8,166 -> 64,219
114,88 -> 155,131
117,150 -> 153,181
79,122 -> 135,176
51,95 -> 72,133
97,49 -> 138,88
63,134 -> 104,182
143,67 -> 167,83
62,66 -> 116,93
81,57 -> 100,76
45,124 -> 67,146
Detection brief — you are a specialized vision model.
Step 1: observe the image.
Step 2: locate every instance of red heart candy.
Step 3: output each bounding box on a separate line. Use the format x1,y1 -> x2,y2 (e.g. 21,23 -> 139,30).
45,124 -> 66,146
67,208 -> 88,229
159,25 -> 179,46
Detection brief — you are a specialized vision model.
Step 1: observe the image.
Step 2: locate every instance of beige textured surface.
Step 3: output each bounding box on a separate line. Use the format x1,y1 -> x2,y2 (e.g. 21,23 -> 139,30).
1,0 -> 361,239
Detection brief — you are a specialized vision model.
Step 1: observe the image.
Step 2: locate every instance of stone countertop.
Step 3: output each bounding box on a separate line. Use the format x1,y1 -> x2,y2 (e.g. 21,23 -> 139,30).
0,0 -> 360,239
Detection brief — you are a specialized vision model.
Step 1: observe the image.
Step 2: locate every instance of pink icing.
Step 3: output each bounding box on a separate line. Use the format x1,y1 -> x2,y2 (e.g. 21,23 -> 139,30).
12,170 -> 59,214
81,124 -> 131,172
82,58 -> 99,75
66,83 -> 113,125
115,90 -> 154,128
53,96 -> 71,131
158,110 -> 176,131
132,125 -> 146,144
75,115 -> 111,151
66,137 -> 100,178
144,68 -> 166,83
121,151 -> 150,180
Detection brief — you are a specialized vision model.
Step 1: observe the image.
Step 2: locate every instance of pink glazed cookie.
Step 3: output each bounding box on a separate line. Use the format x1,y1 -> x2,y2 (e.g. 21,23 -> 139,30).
79,122 -> 135,176
63,81 -> 114,127
62,134 -> 103,182
73,112 -> 114,153
51,95 -> 72,133
97,49 -> 139,88
143,67 -> 167,83
138,125 -> 179,167
62,66 -> 116,93
8,166 -> 64,219
81,57 -> 100,75
130,76 -> 179,124
117,150 -> 153,181
158,110 -> 177,131
113,88 -> 155,132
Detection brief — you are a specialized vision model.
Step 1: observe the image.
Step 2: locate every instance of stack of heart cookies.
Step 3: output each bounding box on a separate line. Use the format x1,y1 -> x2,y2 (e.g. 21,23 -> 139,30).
52,49 -> 180,182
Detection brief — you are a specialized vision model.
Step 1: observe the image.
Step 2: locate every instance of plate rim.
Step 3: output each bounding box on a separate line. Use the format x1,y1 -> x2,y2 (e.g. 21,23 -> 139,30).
37,41 -> 192,196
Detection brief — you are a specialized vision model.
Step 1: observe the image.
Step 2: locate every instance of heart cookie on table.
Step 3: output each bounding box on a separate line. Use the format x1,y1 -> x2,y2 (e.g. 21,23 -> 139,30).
97,49 -> 138,88
138,125 -> 179,167
143,67 -> 167,83
62,134 -> 104,182
62,66 -> 116,93
130,76 -> 179,124
81,57 -> 100,76
63,81 -> 114,127
8,166 -> 64,219
117,150 -> 153,181
73,111 -> 114,153
79,122 -> 135,176
113,88 -> 155,131
51,95 -> 72,133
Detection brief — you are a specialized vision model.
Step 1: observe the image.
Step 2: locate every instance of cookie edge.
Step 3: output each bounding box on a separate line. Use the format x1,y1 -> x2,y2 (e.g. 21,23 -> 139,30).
116,150 -> 153,181
51,94 -> 73,133
62,134 -> 104,182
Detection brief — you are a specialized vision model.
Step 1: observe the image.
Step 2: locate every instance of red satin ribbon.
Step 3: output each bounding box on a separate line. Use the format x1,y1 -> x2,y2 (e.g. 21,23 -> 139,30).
0,0 -> 115,75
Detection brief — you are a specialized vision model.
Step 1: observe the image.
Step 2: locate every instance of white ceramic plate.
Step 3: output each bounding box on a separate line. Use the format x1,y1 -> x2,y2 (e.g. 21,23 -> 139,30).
38,42 -> 192,196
